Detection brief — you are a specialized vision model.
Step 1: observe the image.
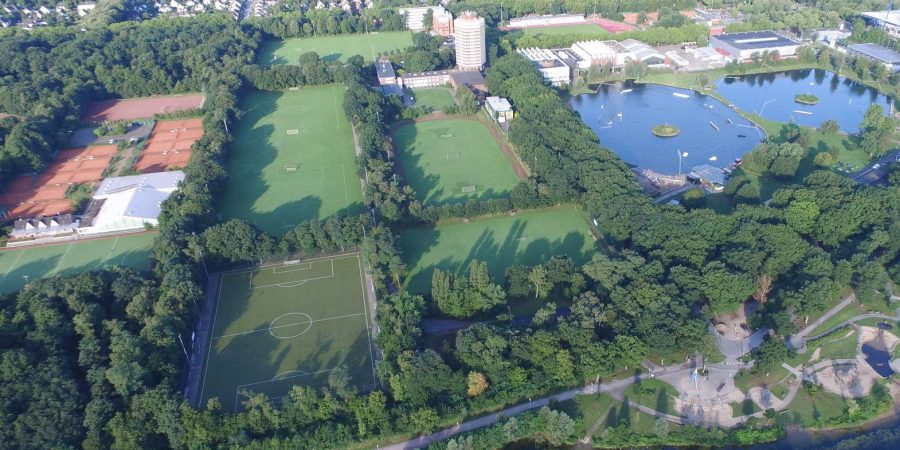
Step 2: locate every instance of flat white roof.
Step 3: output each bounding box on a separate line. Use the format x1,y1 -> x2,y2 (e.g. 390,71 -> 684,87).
486,96 -> 512,111
861,11 -> 900,27
94,170 -> 185,197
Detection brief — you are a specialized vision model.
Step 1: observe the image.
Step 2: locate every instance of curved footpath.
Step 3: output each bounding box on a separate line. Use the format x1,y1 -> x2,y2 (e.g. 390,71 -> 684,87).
381,361 -> 789,449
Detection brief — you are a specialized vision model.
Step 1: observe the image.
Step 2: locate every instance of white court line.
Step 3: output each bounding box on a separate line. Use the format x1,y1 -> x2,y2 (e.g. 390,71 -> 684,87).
214,312 -> 365,340
0,249 -> 25,289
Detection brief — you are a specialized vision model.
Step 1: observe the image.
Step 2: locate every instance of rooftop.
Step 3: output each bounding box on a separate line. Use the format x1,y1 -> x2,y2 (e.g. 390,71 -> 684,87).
690,164 -> 727,186
712,31 -> 799,50
861,11 -> 900,27
449,70 -> 486,87
485,96 -> 512,112
94,171 -> 185,197
375,59 -> 395,79
847,43 -> 900,64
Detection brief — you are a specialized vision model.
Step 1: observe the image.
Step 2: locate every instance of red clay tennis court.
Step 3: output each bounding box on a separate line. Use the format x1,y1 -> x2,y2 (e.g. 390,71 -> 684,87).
0,145 -> 115,219
81,94 -> 205,123
592,18 -> 636,33
134,118 -> 202,172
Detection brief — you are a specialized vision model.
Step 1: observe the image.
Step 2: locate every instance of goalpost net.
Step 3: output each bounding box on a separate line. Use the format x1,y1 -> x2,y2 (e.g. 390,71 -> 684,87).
284,164 -> 298,172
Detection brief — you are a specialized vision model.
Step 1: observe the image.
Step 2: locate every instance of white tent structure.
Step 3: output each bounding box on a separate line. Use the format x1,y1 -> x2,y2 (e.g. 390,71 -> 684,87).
79,171 -> 185,235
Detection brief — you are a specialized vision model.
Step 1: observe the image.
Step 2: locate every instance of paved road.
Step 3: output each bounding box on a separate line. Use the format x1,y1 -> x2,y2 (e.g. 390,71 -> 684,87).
852,150 -> 899,185
788,294 -> 856,351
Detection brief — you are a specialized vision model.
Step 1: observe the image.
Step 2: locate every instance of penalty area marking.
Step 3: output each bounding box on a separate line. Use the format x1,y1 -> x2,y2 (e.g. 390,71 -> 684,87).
272,261 -> 312,274
251,259 -> 334,289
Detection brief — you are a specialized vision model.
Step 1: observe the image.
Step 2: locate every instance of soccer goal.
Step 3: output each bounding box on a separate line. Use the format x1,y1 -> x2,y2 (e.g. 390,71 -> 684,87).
461,185 -> 477,194
284,164 -> 298,172
440,133 -> 454,139
286,129 -> 299,135
446,153 -> 461,160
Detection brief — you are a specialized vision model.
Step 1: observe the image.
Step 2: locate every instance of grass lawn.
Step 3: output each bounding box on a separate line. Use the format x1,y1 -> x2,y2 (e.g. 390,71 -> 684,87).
0,233 -> 155,294
807,299 -> 869,337
557,393 -> 618,437
816,332 -> 859,361
199,253 -> 374,412
625,379 -> 679,415
734,364 -> 790,393
769,383 -> 790,401
259,32 -> 413,64
777,389 -> 848,427
399,207 -> 597,293
394,118 -> 521,206
219,87 -> 363,235
732,399 -> 762,417
411,88 -> 455,111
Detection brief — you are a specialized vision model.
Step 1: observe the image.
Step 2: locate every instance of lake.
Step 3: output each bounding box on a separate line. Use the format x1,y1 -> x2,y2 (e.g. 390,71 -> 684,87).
716,69 -> 893,133
569,81 -> 761,175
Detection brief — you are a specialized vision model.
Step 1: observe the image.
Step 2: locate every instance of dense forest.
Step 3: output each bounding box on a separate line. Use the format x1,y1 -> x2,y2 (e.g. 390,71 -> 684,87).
0,4 -> 898,449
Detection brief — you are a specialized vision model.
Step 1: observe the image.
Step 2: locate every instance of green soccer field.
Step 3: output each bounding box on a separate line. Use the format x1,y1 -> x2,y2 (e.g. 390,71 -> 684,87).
199,253 -> 375,412
0,233 -> 155,294
219,87 -> 364,235
394,119 -> 521,206
411,88 -> 455,111
259,31 -> 414,64
399,208 -> 597,293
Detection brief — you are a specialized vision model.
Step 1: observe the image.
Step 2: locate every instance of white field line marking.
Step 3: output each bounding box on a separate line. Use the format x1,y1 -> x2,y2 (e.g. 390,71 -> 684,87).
238,367 -> 340,390
58,240 -> 77,269
199,272 -> 227,404
0,249 -> 26,288
219,253 -> 358,277
213,312 -> 365,340
251,265 -> 334,290
271,262 -> 313,275
99,237 -> 120,267
357,254 -> 377,387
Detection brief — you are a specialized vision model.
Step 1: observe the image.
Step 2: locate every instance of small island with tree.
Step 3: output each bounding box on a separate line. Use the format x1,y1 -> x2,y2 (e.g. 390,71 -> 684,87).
794,93 -> 820,105
652,124 -> 680,137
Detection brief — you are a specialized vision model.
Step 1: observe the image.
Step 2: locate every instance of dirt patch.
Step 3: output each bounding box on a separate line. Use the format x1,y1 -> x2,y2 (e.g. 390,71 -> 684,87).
82,94 -> 204,123
712,300 -> 759,340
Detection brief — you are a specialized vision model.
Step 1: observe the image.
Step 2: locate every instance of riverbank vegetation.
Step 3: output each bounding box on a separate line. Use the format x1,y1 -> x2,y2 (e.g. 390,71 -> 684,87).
794,93 -> 820,105
651,124 -> 680,137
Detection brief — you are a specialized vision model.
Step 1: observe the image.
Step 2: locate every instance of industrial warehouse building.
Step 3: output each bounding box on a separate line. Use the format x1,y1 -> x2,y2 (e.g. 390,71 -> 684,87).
710,31 -> 801,61
78,171 -> 185,235
846,43 -> 900,72
516,48 -> 573,85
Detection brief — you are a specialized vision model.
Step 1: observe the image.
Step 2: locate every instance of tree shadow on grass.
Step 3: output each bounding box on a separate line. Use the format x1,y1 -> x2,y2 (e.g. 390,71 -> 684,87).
400,219 -> 590,293
0,255 -> 62,294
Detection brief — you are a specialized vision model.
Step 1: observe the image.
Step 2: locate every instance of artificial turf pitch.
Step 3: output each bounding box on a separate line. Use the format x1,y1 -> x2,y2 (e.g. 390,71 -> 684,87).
399,208 -> 597,293
0,233 -> 155,294
394,119 -> 521,206
219,86 -> 363,235
260,31 -> 414,64
199,253 -> 375,412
